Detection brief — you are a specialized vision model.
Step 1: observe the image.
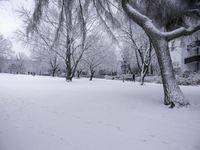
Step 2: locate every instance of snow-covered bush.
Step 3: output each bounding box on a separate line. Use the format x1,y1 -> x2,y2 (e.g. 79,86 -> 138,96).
177,72 -> 200,85
134,72 -> 200,85
135,76 -> 162,84
104,75 -> 115,80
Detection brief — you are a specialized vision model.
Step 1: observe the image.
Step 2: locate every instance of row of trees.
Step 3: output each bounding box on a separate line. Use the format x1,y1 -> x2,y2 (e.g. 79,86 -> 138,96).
17,1 -> 118,81
19,0 -> 200,108
0,34 -> 13,72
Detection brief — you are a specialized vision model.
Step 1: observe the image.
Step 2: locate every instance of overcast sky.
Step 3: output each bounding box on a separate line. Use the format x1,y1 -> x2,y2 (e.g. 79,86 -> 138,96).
0,0 -> 33,56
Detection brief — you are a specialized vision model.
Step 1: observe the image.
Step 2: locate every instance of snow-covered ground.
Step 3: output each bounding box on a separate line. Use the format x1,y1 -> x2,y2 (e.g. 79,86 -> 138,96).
0,73 -> 200,150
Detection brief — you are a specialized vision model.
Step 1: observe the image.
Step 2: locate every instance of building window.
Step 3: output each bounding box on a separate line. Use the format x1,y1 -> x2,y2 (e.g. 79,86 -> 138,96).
171,41 -> 176,51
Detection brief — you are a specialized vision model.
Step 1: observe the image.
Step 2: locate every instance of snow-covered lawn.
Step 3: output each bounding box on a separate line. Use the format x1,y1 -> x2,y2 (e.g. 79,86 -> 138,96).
0,73 -> 200,150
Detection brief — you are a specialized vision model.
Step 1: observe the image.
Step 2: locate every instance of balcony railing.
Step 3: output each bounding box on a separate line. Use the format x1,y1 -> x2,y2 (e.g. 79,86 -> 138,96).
187,40 -> 200,51
184,55 -> 200,64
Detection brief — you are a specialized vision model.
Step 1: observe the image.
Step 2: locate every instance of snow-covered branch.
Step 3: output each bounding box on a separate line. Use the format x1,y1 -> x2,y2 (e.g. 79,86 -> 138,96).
122,1 -> 148,26
187,9 -> 200,17
164,23 -> 200,41
122,1 -> 162,36
122,1 -> 200,43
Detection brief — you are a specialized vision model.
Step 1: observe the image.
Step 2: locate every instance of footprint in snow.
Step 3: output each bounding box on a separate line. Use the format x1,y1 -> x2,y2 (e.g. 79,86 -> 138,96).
149,134 -> 156,138
59,137 -> 64,144
161,141 -> 168,144
98,121 -> 102,124
140,139 -> 147,142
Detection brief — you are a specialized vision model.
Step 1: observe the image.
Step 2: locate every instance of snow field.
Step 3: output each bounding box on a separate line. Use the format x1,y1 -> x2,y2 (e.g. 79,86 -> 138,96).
0,74 -> 200,150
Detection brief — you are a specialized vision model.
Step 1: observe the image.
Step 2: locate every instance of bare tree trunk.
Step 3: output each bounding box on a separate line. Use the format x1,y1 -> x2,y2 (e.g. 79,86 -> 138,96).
140,64 -> 148,85
77,70 -> 82,78
66,64 -> 72,81
65,53 -> 72,81
50,57 -> 59,77
152,37 -> 187,107
135,49 -> 142,72
89,73 -> 93,81
140,42 -> 152,85
89,70 -> 95,81
52,68 -> 56,77
77,73 -> 80,78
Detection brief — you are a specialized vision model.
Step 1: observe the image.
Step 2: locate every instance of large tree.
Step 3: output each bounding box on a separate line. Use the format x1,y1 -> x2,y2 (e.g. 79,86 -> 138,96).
27,0 -> 92,81
121,0 -> 200,107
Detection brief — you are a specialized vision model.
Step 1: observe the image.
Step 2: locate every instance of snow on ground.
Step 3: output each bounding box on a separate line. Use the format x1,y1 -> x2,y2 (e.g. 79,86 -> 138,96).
0,73 -> 200,150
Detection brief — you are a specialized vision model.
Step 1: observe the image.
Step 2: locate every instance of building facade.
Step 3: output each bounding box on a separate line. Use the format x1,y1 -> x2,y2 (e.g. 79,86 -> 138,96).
169,31 -> 200,73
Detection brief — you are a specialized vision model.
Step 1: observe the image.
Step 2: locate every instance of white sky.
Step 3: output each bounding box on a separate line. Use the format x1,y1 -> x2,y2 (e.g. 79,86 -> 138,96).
0,0 -> 33,56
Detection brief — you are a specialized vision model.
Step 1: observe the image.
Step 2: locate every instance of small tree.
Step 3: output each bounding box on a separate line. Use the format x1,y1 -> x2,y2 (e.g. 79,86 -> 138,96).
120,22 -> 154,84
82,34 -> 106,81
140,42 -> 152,85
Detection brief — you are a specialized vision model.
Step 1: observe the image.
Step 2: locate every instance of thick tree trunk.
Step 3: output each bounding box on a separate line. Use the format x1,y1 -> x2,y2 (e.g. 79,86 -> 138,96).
89,75 -> 93,81
152,37 -> 188,107
66,74 -> 72,81
51,67 -> 58,77
77,70 -> 82,78
66,75 -> 72,81
66,63 -> 72,81
89,71 -> 95,81
52,69 -> 56,77
77,72 -> 80,78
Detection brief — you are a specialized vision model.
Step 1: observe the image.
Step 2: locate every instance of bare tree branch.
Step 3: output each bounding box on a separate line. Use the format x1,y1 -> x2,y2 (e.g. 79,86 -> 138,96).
164,23 -> 200,41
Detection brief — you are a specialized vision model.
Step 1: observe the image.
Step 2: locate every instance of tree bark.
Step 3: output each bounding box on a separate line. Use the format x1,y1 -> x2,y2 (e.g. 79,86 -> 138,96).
152,37 -> 188,107
140,64 -> 148,85
140,41 -> 152,85
77,70 -> 82,78
66,58 -> 72,81
89,71 -> 95,81
66,65 -> 72,81
52,68 -> 56,77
